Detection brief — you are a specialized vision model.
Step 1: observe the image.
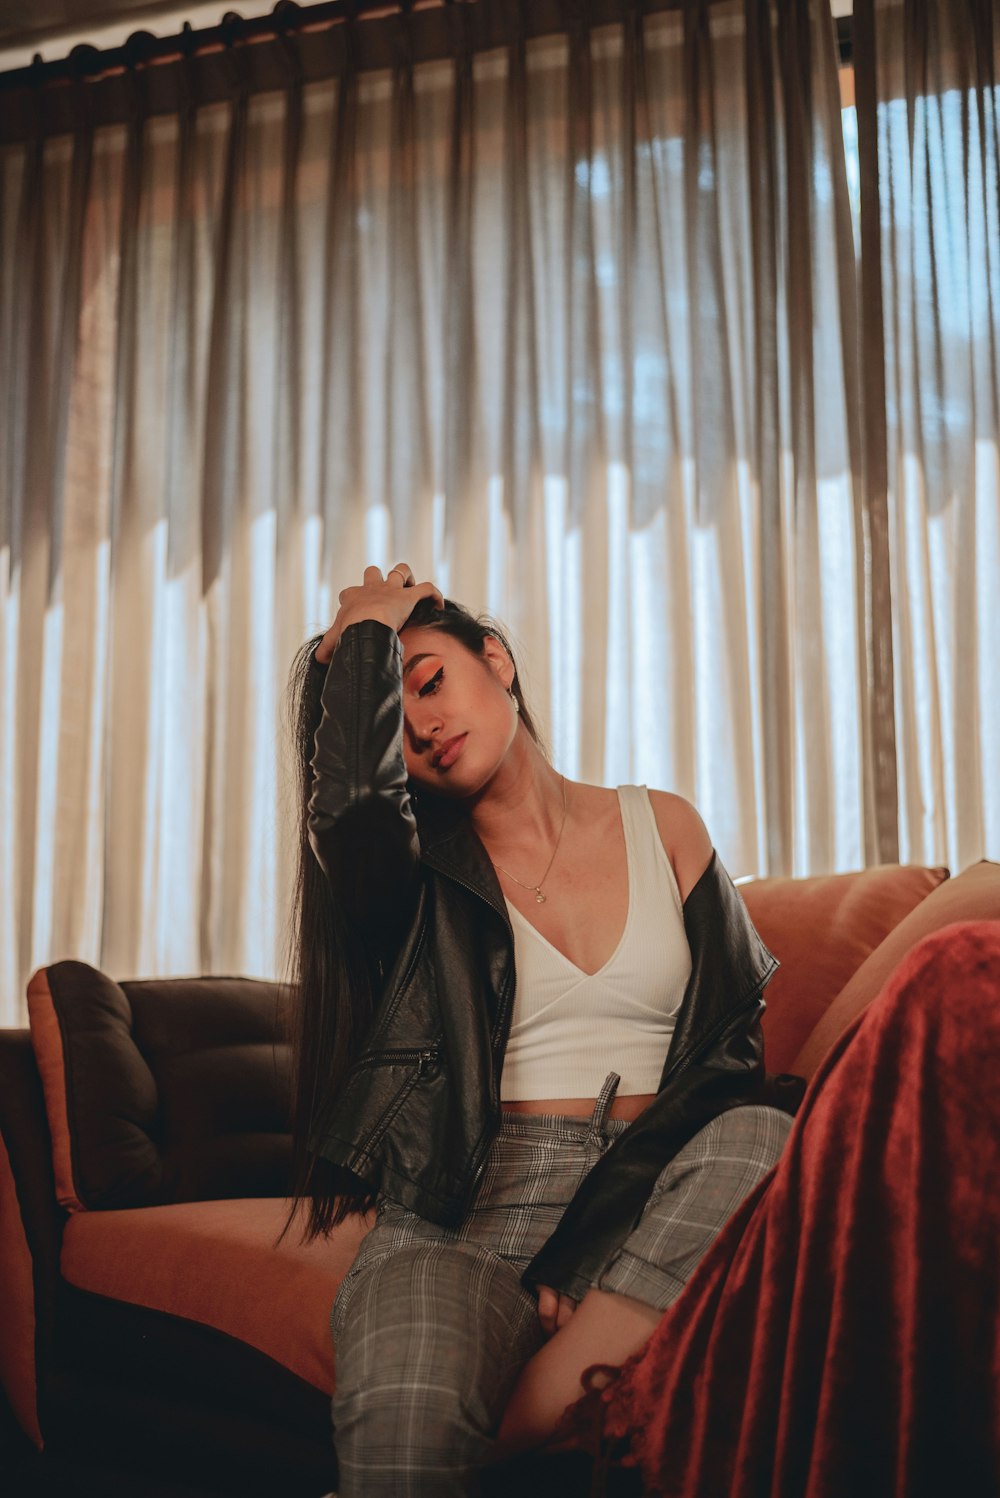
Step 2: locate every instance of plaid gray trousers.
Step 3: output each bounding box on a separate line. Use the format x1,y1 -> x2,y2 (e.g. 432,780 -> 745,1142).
331,1074 -> 792,1497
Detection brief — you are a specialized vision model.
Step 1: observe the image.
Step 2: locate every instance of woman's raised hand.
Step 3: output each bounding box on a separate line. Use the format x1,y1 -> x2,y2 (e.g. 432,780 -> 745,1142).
314,563 -> 445,664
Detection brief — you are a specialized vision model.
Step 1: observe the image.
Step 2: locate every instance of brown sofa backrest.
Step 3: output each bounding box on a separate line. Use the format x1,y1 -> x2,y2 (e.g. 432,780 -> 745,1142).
741,864 -> 949,1074
28,962 -> 291,1211
792,860 -> 1000,1077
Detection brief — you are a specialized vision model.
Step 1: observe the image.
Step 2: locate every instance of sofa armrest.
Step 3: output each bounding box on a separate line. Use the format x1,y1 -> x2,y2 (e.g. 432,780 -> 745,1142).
27,963 -> 293,1210
0,1029 -> 67,1447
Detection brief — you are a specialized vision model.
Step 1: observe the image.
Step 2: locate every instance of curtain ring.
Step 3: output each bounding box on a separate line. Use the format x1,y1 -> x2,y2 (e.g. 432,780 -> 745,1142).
177,19 -> 199,118
27,52 -> 48,141
67,43 -> 100,133
67,42 -> 102,80
273,1 -> 304,89
219,11 -> 251,100
121,30 -> 156,125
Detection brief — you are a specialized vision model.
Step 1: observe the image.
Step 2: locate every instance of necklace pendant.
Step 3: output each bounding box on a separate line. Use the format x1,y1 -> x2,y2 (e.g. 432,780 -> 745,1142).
534,890 -> 546,904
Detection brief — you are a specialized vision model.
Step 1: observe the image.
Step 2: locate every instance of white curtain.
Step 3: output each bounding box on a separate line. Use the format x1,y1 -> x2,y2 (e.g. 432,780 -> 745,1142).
1,1 -> 875,1024
869,0 -> 1000,871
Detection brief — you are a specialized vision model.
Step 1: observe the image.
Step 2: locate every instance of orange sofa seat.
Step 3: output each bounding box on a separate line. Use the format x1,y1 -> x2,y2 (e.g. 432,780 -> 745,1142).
60,1198 -> 371,1395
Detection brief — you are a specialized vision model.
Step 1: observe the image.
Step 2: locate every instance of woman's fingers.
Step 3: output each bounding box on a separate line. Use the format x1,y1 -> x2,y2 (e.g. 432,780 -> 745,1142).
537,1285 -> 578,1338
555,1293 -> 577,1330
537,1286 -> 559,1337
340,563 -> 413,604
347,575 -> 442,612
412,579 -> 446,610
316,567 -> 444,664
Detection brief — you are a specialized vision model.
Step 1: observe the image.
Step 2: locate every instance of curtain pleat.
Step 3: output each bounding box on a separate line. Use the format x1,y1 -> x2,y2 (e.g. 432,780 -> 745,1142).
566,1 -> 613,783
1,0 -> 921,1023
385,12 -> 433,558
318,29 -> 362,588
10,140 -> 53,1002
782,2 -> 831,870
859,0 -> 1000,871
626,11 -> 695,807
747,0 -> 793,873
159,102 -> 211,977
5,131 -> 104,1001
442,1 -> 478,544
103,110 -> 150,980
45,126 -> 100,968
681,1 -> 758,862
498,3 -> 550,743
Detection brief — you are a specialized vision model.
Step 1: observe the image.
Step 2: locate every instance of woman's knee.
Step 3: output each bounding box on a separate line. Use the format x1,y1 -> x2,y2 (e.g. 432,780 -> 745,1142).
703,1101 -> 794,1165
332,1243 -> 539,1488
596,1104 -> 793,1312
642,1104 -> 792,1213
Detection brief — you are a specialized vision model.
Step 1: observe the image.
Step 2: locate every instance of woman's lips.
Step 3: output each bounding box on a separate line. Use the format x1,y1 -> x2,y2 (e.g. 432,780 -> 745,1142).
435,733 -> 467,770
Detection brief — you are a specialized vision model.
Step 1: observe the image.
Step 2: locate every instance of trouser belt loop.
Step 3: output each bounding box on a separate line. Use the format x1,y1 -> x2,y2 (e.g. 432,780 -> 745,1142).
589,1071 -> 622,1140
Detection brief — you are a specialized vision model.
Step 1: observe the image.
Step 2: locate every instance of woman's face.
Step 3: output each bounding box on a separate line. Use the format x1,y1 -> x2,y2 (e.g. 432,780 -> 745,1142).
398,625 -> 518,796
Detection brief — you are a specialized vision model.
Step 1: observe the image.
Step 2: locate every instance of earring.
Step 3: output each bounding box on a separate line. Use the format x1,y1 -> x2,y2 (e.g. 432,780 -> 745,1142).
508,688 -> 520,714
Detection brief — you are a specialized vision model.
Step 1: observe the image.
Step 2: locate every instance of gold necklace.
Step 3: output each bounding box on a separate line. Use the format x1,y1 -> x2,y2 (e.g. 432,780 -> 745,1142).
493,774 -> 569,904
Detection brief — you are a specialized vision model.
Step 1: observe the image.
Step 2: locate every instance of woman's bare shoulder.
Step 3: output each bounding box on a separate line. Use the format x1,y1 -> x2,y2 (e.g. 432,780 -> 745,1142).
645,789 -> 713,904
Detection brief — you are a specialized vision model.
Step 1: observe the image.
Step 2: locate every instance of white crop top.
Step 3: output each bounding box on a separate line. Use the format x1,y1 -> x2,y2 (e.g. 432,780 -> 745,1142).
499,784 -> 693,1100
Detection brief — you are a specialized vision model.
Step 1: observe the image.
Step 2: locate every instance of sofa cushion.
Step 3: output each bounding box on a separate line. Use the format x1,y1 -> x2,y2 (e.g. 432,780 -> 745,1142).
793,860 -> 1000,1077
741,864 -> 948,1075
60,1198 -> 370,1394
27,962 -> 292,1212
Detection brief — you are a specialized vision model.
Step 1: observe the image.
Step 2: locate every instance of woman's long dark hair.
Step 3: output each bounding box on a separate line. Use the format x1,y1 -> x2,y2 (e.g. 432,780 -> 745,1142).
283,595 -> 545,1241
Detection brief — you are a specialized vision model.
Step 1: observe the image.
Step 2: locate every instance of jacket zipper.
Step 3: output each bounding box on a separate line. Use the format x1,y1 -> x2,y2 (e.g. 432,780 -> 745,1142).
355,1046 -> 441,1077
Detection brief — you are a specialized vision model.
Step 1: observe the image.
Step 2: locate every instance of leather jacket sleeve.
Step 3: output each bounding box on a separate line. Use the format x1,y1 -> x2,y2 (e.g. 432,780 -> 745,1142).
522,854 -> 793,1300
307,619 -> 421,959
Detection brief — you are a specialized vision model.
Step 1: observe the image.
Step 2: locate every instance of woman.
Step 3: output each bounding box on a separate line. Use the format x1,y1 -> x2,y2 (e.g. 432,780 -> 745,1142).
287,561 -> 801,1496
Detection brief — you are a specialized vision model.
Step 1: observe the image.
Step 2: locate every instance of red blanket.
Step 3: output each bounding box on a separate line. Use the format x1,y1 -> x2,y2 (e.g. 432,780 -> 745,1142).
567,920 -> 1000,1497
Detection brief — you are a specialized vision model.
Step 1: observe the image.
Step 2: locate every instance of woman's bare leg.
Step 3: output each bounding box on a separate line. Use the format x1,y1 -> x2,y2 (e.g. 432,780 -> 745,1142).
493,1288 -> 660,1460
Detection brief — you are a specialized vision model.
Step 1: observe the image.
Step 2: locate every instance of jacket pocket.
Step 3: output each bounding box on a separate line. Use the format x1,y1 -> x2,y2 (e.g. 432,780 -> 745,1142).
352,1045 -> 443,1160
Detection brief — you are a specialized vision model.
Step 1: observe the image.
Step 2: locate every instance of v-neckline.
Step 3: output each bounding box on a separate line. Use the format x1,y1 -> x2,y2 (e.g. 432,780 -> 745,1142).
505,788 -> 632,980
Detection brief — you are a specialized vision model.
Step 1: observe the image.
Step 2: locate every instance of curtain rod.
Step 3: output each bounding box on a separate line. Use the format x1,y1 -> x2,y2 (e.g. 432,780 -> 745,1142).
4,0 -> 854,92
1,0 -> 415,93
0,0 -> 853,146
1,0 -> 681,93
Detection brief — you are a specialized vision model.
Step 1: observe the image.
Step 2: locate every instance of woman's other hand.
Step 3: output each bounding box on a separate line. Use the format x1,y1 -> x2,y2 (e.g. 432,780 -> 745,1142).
537,1284 -> 578,1337
314,563 -> 444,665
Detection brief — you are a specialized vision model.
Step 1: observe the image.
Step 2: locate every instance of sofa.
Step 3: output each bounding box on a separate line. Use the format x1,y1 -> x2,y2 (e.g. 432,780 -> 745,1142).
2,857 -> 999,1497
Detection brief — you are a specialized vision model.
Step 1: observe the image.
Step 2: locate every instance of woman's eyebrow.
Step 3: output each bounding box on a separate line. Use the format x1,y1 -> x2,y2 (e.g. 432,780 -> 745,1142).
402,653 -> 438,679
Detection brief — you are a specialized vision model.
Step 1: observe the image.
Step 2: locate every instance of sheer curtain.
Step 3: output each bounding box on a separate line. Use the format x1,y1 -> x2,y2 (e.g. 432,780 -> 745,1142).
861,0 -> 1000,872
0,0 -> 869,1025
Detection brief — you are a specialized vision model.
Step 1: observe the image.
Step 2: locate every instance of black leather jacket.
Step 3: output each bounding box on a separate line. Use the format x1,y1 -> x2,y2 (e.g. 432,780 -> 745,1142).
307,618 -> 804,1298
